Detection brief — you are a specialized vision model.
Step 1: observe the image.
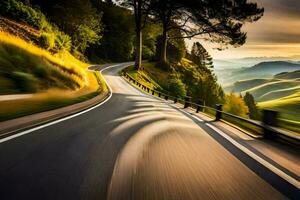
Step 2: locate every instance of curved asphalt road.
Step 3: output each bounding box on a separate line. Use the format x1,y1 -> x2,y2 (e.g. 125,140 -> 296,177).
0,63 -> 299,199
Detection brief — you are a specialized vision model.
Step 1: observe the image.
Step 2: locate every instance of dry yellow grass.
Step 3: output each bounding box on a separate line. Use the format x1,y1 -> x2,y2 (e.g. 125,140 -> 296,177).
0,31 -> 88,87
0,31 -> 103,121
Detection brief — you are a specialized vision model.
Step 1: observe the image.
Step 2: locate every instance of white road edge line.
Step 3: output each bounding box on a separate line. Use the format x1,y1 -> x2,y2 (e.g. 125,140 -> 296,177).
205,123 -> 300,190
0,64 -> 119,144
169,102 -> 300,189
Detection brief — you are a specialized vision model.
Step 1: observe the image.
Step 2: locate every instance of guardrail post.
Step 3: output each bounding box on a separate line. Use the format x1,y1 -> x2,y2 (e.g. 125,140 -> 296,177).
152,90 -> 155,95
262,110 -> 278,139
215,104 -> 223,121
147,88 -> 150,93
196,100 -> 204,113
184,96 -> 191,108
165,94 -> 168,101
174,97 -> 178,103
158,92 -> 161,97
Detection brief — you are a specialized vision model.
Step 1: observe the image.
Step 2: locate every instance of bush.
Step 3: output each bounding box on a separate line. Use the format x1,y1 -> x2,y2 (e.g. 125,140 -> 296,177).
55,32 -> 72,52
166,78 -> 187,97
0,0 -> 52,31
39,32 -> 55,50
73,24 -> 101,53
142,46 -> 154,60
223,93 -> 249,117
11,71 -> 38,93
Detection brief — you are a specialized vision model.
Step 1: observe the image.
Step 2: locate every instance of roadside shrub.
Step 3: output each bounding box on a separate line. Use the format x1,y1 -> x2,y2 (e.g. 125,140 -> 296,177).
11,71 -> 38,92
166,78 -> 187,97
223,93 -> 249,117
0,0 -> 52,31
73,24 -> 101,53
39,32 -> 55,50
142,46 -> 154,60
55,32 -> 72,52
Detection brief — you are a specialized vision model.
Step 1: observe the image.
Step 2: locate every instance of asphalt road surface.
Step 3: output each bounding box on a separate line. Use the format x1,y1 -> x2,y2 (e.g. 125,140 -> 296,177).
0,63 -> 299,200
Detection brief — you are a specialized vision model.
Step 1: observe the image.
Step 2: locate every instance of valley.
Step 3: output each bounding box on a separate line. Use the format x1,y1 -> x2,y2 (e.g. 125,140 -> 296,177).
215,59 -> 300,127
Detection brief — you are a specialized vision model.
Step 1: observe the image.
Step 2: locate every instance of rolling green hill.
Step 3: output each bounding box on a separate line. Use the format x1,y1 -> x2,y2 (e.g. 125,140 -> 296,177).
258,92 -> 300,121
225,70 -> 300,102
274,70 -> 300,79
225,70 -> 300,133
224,78 -> 277,93
243,79 -> 300,101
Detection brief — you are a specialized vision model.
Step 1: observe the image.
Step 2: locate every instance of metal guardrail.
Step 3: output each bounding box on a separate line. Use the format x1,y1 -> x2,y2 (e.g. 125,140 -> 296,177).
123,72 -> 300,144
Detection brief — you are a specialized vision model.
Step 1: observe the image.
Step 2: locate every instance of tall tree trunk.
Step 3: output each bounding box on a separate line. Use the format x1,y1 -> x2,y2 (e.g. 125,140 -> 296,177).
134,0 -> 142,70
160,22 -> 168,64
135,29 -> 142,70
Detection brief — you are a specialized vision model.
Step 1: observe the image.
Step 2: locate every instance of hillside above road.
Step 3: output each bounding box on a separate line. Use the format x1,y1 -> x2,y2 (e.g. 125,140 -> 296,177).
0,18 -> 103,121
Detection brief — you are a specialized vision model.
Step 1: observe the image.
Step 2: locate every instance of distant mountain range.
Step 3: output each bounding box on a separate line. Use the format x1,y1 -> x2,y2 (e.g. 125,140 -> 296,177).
214,55 -> 300,69
238,61 -> 300,75
215,61 -> 300,85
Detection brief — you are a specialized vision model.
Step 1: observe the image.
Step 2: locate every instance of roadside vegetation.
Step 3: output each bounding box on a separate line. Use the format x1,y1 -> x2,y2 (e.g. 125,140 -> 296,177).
3,0 -> 294,136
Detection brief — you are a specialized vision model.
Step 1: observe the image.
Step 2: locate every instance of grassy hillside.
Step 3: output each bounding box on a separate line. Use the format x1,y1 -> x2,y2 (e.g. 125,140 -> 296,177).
124,58 -> 224,106
0,30 -> 103,121
258,85 -> 300,102
224,78 -> 276,93
0,31 -> 87,94
244,79 -> 300,101
258,93 -> 300,120
258,93 -> 300,133
274,70 -> 300,79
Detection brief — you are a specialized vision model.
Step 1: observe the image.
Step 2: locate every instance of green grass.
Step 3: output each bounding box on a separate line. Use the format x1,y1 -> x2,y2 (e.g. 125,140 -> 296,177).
258,93 -> 300,120
123,64 -> 163,90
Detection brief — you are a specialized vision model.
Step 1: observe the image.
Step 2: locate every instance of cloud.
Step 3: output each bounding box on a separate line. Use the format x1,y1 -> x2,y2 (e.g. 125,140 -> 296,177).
193,0 -> 300,59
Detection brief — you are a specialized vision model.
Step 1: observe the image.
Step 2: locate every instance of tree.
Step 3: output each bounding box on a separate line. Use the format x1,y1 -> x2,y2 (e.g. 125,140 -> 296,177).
87,1 -> 134,62
149,0 -> 264,64
117,0 -> 151,70
32,0 -> 102,54
190,42 -> 213,69
243,92 -> 259,120
223,93 -> 249,117
155,31 -> 186,66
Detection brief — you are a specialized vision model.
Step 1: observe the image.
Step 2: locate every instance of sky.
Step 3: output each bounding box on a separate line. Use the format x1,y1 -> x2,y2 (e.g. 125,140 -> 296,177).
188,0 -> 300,59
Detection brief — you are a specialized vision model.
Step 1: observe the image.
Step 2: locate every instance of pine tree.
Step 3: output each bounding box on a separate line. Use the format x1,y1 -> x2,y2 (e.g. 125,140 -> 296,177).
190,42 -> 213,69
243,92 -> 259,120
